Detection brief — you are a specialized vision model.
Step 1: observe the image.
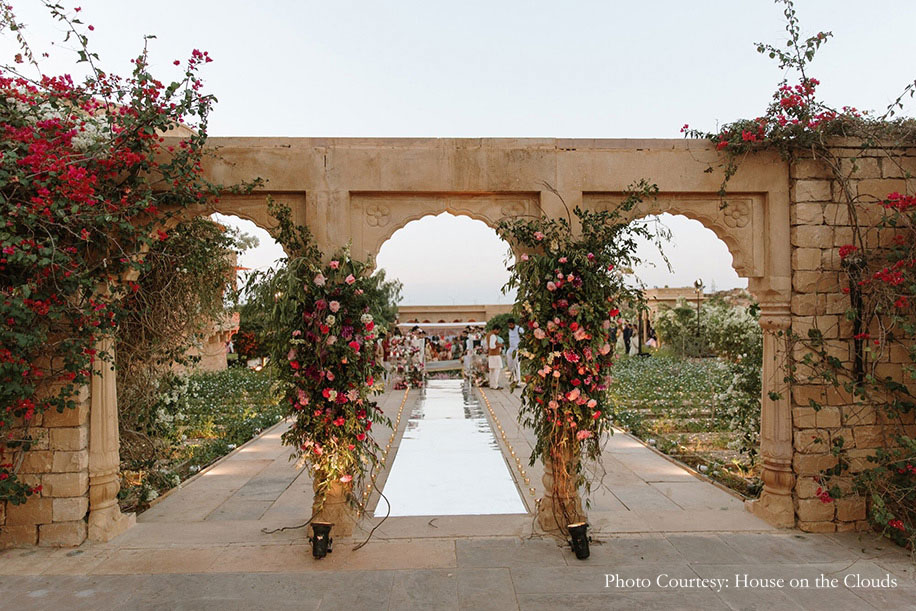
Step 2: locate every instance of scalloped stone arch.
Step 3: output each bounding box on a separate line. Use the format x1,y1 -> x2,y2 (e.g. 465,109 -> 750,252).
181,192 -> 308,254
582,193 -> 764,279
351,192 -> 534,264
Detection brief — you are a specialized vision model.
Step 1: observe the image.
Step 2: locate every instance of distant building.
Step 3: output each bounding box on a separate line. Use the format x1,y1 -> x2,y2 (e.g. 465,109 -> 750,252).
396,304 -> 512,325
645,287 -> 752,320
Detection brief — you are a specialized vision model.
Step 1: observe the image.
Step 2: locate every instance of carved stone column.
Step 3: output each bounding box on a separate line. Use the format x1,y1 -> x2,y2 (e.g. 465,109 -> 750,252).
537,445 -> 586,534
88,336 -> 135,542
747,301 -> 796,527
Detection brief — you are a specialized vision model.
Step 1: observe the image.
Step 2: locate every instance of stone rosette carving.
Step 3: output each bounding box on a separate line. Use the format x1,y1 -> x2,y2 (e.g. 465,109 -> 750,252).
721,200 -> 751,228
366,204 -> 391,227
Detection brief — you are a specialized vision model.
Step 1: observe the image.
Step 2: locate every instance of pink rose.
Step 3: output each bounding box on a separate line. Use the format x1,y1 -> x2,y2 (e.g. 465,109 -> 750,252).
599,343 -> 611,355
576,430 -> 592,441
559,257 -> 567,263
573,328 -> 588,341
534,328 -> 547,340
548,400 -> 559,409
314,273 -> 326,286
546,281 -> 557,291
329,260 -> 340,269
345,274 -> 356,285
329,300 -> 341,313
339,474 -> 352,483
587,399 -> 597,408
521,254 -> 529,261
566,388 -> 581,401
534,231 -> 545,241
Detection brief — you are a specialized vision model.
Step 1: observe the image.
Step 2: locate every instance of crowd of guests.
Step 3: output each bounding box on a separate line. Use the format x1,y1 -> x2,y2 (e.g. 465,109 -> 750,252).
379,316 -> 656,390
379,320 -> 525,389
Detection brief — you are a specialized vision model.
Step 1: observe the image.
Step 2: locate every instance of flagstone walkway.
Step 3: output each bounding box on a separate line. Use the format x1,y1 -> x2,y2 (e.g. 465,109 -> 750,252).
1,385 -> 913,609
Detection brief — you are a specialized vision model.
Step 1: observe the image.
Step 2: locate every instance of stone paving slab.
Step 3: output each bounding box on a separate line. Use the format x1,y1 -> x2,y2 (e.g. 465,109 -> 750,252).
2,387 -> 914,609
1,533 -> 913,609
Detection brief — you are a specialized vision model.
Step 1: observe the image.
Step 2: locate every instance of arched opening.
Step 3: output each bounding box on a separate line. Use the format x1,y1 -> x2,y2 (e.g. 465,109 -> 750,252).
375,212 -> 514,306
608,212 -> 764,501
370,212 -> 528,517
115,212 -> 286,514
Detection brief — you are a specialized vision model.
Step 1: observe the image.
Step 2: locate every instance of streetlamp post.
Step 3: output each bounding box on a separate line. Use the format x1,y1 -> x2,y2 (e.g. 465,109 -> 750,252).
693,278 -> 704,337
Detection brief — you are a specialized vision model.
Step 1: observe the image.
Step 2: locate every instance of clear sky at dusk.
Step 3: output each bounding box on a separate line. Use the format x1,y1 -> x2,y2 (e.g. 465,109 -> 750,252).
6,1 -> 915,304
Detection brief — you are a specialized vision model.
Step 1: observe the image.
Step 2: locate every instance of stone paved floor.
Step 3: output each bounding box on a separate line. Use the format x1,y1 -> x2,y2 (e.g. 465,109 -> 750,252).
1,385 -> 913,609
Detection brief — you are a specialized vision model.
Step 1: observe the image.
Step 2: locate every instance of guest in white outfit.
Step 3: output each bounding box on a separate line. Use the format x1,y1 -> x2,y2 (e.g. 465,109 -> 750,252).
506,318 -> 523,384
464,330 -> 475,376
486,324 -> 504,389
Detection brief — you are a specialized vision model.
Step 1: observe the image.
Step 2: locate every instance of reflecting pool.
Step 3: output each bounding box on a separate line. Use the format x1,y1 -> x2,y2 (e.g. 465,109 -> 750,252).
380,379 -> 526,516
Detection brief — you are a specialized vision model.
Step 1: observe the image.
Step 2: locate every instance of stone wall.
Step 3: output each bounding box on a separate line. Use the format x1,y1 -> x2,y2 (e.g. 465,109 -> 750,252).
0,386 -> 89,548
789,145 -> 916,533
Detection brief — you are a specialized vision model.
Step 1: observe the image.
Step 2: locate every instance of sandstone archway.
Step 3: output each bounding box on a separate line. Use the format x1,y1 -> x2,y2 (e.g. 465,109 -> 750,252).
72,139 -> 795,547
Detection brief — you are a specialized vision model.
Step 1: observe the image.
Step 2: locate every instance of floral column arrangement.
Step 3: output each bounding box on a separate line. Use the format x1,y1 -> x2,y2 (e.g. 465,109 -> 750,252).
260,206 -> 389,537
497,187 -> 658,534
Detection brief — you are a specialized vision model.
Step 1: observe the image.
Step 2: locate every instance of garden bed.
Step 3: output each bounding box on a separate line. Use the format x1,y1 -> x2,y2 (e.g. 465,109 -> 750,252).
609,354 -> 762,498
118,367 -> 284,513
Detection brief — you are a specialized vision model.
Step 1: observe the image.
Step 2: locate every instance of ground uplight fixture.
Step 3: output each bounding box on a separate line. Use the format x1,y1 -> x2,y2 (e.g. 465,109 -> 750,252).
309,522 -> 333,559
567,522 -> 590,560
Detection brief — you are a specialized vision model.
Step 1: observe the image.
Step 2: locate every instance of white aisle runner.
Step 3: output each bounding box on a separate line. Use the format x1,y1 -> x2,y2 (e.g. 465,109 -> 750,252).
380,379 -> 526,516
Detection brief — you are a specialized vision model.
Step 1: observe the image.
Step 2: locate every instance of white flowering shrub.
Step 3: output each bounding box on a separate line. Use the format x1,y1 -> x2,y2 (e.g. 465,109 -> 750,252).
653,296 -> 762,460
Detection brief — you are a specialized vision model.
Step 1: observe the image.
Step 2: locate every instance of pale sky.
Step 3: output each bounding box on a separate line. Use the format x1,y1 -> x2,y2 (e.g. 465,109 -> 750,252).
6,1 -> 914,304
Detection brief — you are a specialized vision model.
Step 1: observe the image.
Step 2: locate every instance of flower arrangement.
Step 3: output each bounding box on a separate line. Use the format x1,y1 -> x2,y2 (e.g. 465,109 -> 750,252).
389,335 -> 425,389
255,200 -> 396,513
496,183 -> 660,528
468,344 -> 490,387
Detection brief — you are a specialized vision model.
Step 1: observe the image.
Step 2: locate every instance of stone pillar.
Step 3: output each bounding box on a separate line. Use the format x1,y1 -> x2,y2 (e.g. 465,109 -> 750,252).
312,478 -> 355,537
537,445 -> 586,534
747,301 -> 796,527
88,336 -> 135,542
